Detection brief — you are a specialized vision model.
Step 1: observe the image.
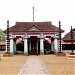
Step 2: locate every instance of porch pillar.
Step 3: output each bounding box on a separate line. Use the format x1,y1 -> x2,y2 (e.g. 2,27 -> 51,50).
13,41 -> 17,54
24,38 -> 28,55
40,38 -> 44,54
54,38 -> 58,52
10,38 -> 14,54
23,34 -> 28,55
51,41 -> 54,51
39,34 -> 44,54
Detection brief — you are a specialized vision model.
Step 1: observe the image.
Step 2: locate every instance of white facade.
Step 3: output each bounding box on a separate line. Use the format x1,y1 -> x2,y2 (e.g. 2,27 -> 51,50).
6,33 -> 59,55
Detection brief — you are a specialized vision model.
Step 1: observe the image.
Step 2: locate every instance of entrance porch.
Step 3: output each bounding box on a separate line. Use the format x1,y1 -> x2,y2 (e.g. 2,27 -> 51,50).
8,34 -> 59,55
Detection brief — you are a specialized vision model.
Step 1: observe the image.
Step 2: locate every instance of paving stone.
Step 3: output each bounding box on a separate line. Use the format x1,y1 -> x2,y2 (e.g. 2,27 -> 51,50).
18,56 -> 49,75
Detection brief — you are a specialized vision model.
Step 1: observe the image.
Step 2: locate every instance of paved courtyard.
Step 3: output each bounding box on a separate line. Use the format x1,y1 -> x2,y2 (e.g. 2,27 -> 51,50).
0,54 -> 75,75
18,56 -> 49,75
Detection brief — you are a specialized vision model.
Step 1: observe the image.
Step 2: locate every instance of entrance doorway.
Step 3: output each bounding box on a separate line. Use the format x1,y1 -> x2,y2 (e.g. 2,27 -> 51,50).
31,40 -> 37,55
30,36 -> 37,55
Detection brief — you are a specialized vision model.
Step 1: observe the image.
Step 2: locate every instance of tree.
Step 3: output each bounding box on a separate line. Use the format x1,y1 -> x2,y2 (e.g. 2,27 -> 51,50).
0,29 -> 6,42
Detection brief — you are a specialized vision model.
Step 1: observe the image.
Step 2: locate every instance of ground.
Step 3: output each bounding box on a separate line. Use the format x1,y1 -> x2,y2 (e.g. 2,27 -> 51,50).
0,54 -> 75,75
39,55 -> 75,75
0,55 -> 28,75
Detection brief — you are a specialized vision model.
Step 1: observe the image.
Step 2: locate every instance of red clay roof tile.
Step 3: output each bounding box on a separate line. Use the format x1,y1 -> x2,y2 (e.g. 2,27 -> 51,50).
4,21 -> 64,35
62,30 -> 75,41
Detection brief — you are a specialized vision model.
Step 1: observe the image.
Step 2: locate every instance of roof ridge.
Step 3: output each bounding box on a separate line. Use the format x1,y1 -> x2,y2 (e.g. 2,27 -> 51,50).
16,21 -> 52,24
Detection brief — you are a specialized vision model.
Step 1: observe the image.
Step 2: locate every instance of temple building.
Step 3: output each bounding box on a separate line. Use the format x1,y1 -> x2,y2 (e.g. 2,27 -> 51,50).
62,28 -> 75,51
4,21 -> 64,55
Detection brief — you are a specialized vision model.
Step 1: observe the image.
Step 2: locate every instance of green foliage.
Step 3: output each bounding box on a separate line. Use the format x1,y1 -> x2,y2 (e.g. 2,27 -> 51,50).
0,29 -> 6,42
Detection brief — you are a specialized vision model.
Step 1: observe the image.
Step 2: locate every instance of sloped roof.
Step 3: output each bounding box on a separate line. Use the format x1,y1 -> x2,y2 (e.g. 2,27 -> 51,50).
0,42 -> 6,45
4,21 -> 64,35
62,29 -> 75,42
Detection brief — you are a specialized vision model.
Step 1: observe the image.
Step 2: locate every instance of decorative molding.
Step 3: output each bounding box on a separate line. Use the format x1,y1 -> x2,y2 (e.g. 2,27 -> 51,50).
23,34 -> 28,39
39,33 -> 44,39
9,34 -> 14,39
54,33 -> 59,39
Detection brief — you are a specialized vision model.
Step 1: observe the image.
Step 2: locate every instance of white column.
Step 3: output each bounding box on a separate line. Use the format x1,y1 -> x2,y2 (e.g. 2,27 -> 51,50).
51,41 -> 54,51
54,38 -> 58,52
10,39 -> 14,54
24,38 -> 28,55
40,38 -> 44,54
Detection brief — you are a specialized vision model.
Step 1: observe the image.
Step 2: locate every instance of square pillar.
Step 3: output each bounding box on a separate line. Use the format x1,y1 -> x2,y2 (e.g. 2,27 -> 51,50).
54,38 -> 58,52
40,38 -> 44,54
23,34 -> 28,55
10,39 -> 14,54
24,38 -> 28,55
51,41 -> 54,51
13,41 -> 17,55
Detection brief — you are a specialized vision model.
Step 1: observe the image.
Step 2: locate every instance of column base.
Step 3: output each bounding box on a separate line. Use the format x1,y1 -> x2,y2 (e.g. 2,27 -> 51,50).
40,51 -> 44,55
24,52 -> 28,55
10,51 -> 17,55
10,52 -> 14,54
13,51 -> 17,55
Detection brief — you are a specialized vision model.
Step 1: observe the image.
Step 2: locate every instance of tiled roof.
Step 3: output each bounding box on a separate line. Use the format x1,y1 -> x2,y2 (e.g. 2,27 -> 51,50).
4,21 -> 64,35
62,29 -> 75,41
0,42 -> 6,45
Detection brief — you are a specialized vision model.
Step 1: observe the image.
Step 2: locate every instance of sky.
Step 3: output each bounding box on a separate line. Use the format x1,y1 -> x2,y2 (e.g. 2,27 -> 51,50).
0,0 -> 75,36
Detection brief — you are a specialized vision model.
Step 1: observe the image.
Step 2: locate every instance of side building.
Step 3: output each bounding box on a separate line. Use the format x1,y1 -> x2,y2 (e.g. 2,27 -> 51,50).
62,28 -> 75,52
